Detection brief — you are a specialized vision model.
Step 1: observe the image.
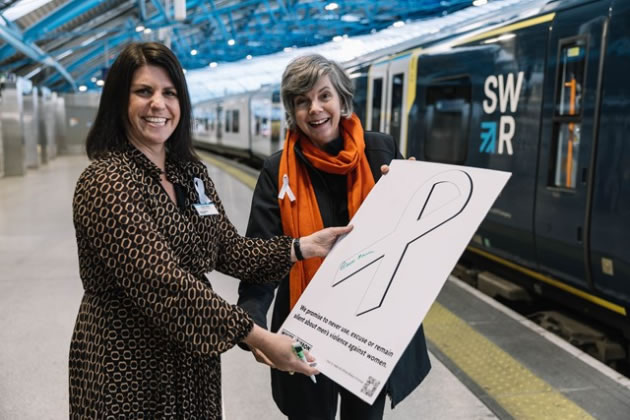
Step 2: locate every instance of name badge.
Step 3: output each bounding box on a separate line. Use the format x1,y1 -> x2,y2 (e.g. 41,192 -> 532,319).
194,202 -> 219,216
193,177 -> 219,216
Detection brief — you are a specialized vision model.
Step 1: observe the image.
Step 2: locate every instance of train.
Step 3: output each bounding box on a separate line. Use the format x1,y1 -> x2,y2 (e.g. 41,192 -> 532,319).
193,0 -> 630,365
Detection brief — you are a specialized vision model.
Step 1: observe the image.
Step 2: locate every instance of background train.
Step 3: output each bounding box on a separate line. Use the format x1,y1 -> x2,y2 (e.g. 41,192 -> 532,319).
193,0 -> 630,367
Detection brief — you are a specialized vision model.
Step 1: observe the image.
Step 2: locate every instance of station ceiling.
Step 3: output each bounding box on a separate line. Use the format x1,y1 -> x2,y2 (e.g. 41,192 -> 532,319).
0,0 -> 477,92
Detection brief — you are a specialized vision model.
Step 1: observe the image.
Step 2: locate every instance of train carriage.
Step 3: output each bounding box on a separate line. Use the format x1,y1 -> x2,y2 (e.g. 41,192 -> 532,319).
405,0 -> 630,334
192,0 -> 630,362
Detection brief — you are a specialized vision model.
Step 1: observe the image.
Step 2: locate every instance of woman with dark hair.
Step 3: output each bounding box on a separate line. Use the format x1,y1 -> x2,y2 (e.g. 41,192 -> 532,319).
69,42 -> 349,418
238,54 -> 431,420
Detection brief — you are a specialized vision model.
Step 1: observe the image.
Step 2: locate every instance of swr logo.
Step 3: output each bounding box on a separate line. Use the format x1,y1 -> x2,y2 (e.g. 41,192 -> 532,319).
480,72 -> 524,155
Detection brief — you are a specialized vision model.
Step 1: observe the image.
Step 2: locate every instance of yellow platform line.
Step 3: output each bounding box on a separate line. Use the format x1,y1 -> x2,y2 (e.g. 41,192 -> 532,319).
424,303 -> 593,420
197,151 -> 258,190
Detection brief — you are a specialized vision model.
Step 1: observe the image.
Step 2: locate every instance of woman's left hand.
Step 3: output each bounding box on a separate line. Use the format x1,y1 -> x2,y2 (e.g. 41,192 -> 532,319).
248,345 -> 276,368
298,225 -> 353,261
381,155 -> 416,175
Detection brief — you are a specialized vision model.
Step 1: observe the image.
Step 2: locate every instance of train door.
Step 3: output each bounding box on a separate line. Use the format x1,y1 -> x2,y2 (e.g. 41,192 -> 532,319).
216,104 -> 223,141
387,56 -> 411,154
349,66 -> 369,126
366,55 -> 412,155
366,62 -> 387,133
534,3 -> 609,289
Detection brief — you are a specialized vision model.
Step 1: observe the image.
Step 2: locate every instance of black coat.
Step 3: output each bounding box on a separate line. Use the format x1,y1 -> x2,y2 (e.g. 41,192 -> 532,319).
238,132 -> 431,410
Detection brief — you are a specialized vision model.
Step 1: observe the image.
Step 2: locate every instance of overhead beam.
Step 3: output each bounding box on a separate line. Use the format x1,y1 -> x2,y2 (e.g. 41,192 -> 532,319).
43,29 -> 136,85
46,0 -> 205,86
150,0 -> 170,22
137,0 -> 147,21
51,0 -> 204,87
0,23 -> 76,90
0,0 -> 107,61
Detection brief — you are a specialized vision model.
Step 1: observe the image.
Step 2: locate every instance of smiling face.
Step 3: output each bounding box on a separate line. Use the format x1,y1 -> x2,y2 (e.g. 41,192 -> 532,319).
293,74 -> 342,148
126,65 -> 180,152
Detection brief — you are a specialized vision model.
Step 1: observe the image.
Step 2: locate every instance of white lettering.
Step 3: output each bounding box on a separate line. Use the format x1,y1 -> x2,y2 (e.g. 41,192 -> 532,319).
498,115 -> 515,155
483,76 -> 498,113
498,72 -> 524,113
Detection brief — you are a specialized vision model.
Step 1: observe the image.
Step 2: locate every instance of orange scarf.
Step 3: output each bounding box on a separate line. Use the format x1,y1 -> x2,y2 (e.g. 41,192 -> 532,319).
278,113 -> 375,309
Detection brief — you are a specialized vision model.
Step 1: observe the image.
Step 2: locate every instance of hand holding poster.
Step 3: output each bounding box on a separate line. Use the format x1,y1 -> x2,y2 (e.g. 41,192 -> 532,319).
279,160 -> 511,404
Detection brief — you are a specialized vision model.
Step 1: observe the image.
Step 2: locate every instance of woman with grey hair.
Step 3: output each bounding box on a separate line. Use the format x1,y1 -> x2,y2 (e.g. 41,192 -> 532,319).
238,54 -> 431,419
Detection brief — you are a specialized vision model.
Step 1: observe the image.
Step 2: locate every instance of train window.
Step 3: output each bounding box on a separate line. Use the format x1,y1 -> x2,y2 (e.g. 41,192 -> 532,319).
555,40 -> 586,117
232,110 -> 239,133
351,69 -> 368,125
390,73 -> 404,149
371,78 -> 383,131
255,116 -> 261,136
423,79 -> 471,164
551,123 -> 581,188
550,37 -> 587,189
225,110 -> 231,133
216,106 -> 223,139
271,106 -> 282,144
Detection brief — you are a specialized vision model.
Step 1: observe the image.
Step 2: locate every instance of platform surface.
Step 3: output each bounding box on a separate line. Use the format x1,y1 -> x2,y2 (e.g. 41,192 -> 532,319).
2,153 -> 629,419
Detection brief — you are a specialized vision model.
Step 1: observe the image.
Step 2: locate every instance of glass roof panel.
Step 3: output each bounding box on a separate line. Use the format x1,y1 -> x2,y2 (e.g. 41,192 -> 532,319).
2,0 -> 56,21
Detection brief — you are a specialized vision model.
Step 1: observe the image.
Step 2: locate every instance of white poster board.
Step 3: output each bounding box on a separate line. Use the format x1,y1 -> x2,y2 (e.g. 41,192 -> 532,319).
279,160 -> 511,404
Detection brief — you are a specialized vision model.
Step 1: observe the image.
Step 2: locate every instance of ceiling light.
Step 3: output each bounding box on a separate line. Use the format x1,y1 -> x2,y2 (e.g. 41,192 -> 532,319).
136,25 -> 145,32
227,39 -> 235,46
91,77 -> 97,83
473,0 -> 488,6
144,28 -> 152,34
80,36 -> 99,47
78,85 -> 87,92
24,67 -> 42,79
191,49 -> 198,56
55,49 -> 73,60
325,2 -> 339,11
246,55 -> 253,60
96,80 -> 105,86
333,35 -> 343,42
283,47 -> 293,52
393,21 -> 405,28
340,14 -> 360,23
209,62 -> 218,68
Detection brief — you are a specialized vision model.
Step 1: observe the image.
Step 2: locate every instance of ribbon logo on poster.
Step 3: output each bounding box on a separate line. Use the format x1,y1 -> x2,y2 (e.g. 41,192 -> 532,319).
332,170 -> 473,316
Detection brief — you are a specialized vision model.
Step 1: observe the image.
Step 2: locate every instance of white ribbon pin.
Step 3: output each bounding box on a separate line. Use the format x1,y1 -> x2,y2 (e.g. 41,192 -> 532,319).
278,174 -> 296,202
193,177 -> 218,216
332,170 -> 473,316
194,177 -> 211,203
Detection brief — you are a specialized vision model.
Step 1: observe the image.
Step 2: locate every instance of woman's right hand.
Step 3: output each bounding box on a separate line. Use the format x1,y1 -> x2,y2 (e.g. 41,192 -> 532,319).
242,324 -> 318,377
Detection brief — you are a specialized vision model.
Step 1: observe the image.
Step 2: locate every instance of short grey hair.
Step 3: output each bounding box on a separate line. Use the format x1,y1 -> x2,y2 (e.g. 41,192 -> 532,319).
281,54 -> 354,130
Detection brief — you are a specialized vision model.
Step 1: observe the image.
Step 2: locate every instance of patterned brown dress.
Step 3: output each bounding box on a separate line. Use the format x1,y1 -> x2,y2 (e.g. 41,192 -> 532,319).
69,146 -> 292,419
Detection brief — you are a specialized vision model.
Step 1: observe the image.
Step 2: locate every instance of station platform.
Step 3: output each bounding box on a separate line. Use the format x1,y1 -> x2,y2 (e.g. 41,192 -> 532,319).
1,153 -> 629,419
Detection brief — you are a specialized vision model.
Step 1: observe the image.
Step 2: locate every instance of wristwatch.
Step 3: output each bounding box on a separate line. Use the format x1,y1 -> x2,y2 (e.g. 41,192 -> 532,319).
293,238 -> 305,261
